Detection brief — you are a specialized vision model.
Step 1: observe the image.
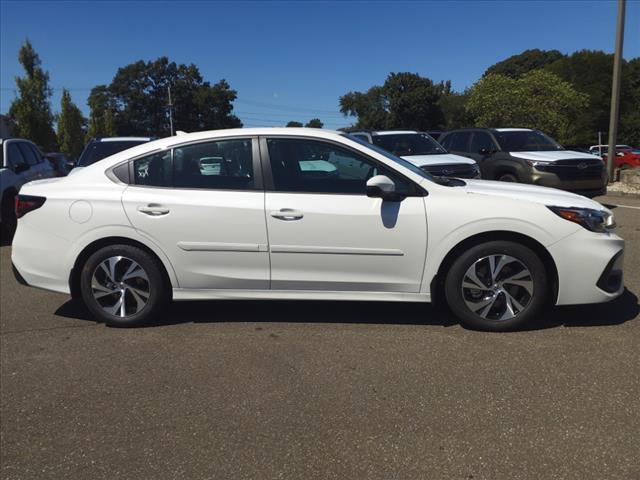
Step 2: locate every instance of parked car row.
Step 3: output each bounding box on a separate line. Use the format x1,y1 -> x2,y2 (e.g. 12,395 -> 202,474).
350,128 -> 639,198
589,144 -> 640,170
1,136 -> 154,237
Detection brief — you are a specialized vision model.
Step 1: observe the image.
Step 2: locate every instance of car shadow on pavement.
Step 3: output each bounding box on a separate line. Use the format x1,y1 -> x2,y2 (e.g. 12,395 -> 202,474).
54,288 -> 639,331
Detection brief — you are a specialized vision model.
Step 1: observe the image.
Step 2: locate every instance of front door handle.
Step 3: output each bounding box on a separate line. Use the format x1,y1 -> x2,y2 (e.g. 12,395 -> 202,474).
138,204 -> 170,216
270,208 -> 303,221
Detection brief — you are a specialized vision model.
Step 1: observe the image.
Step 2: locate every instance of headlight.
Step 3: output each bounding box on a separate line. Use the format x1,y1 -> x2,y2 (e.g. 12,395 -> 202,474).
525,160 -> 550,170
548,206 -> 615,233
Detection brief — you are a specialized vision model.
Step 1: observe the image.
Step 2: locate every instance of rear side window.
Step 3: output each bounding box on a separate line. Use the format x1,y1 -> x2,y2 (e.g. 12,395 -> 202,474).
17,143 -> 39,165
173,139 -> 254,190
133,151 -> 172,187
449,132 -> 471,152
132,138 -> 255,190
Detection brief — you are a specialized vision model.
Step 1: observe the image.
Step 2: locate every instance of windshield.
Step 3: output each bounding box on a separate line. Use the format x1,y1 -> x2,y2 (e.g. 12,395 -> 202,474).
494,130 -> 564,152
372,133 -> 446,156
343,134 -> 434,182
77,140 -> 148,167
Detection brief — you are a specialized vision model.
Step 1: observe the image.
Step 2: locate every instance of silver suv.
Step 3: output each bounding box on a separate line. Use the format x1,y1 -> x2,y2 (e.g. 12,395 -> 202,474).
0,138 -> 55,237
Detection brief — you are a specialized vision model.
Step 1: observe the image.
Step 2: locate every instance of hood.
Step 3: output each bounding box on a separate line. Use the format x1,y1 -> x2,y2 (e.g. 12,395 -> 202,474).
462,179 -> 609,211
401,153 -> 476,167
509,150 -> 602,162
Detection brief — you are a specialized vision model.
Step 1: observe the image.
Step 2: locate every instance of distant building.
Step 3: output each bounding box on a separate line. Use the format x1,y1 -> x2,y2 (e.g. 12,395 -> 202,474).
0,115 -> 12,138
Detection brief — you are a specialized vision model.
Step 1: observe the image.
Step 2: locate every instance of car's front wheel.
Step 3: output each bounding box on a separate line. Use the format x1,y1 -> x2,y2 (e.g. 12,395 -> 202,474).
444,241 -> 548,331
79,244 -> 169,327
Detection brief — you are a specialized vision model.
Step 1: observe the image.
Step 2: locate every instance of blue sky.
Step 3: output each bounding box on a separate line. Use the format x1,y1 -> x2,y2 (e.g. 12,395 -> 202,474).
1,0 -> 639,130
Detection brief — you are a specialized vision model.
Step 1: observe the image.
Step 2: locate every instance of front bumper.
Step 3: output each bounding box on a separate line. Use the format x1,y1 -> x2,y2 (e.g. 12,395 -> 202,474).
527,168 -> 607,197
549,229 -> 624,305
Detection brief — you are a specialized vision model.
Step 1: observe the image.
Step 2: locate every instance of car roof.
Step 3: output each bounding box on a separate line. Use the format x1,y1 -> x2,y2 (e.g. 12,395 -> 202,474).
93,137 -> 153,142
81,128 -> 345,168
351,130 -> 420,136
492,128 -> 532,132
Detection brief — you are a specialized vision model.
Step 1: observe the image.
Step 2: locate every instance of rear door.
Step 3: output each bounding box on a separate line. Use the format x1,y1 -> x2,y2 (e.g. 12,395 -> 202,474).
121,137 -> 270,290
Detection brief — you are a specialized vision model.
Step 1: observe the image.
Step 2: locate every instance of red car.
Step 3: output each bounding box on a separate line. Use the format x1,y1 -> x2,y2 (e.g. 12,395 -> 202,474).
590,144 -> 640,169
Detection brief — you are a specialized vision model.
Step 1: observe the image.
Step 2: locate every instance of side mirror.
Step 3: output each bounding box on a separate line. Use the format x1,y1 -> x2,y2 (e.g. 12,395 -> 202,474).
66,160 -> 76,170
479,147 -> 491,155
366,175 -> 403,201
14,162 -> 30,174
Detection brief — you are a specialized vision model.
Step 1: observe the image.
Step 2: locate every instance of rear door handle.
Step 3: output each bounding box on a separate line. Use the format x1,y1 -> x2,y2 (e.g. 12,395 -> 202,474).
138,205 -> 170,216
270,208 -> 303,221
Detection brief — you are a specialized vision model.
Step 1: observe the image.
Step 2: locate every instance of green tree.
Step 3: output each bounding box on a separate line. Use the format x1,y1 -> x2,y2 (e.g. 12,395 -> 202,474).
56,89 -> 86,158
339,72 -> 449,130
305,118 -> 323,128
466,70 -> 589,144
8,40 -> 57,150
89,57 -> 241,137
484,49 -> 564,79
87,85 -> 117,139
545,50 -> 639,145
438,90 -> 474,130
286,121 -> 303,127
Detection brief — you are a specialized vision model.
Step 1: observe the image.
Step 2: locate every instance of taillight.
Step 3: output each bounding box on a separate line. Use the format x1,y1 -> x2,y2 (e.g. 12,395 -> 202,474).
15,195 -> 46,219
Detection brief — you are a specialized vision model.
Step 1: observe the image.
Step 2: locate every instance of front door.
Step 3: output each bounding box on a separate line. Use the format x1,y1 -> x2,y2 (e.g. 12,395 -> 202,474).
262,137 -> 427,292
121,137 -> 270,290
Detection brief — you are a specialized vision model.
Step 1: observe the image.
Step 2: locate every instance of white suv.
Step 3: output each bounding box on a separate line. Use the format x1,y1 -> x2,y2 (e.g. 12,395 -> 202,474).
12,128 -> 623,331
349,130 -> 480,178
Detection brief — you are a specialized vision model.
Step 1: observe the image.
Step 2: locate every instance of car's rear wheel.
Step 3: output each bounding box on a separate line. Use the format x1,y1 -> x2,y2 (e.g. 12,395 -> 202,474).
79,244 -> 168,327
497,172 -> 519,182
444,241 -> 548,331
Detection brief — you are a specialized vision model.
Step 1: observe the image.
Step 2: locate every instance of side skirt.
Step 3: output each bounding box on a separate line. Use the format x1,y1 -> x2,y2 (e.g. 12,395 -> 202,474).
172,289 -> 431,303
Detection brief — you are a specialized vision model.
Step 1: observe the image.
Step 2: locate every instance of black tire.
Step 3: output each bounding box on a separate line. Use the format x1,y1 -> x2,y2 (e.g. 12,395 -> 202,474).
79,244 -> 169,327
497,172 -> 519,182
444,241 -> 548,331
1,193 -> 17,241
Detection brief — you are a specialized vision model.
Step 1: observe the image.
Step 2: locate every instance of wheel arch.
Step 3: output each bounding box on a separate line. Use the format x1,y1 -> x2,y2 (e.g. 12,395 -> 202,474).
430,230 -> 559,306
69,236 -> 175,300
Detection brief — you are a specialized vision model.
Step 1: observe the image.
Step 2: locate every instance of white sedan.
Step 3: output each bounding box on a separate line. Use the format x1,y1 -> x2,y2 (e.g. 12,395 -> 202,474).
11,128 -> 624,331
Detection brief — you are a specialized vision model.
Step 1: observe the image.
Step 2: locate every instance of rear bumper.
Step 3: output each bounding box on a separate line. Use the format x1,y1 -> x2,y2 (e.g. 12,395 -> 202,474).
12,262 -> 29,286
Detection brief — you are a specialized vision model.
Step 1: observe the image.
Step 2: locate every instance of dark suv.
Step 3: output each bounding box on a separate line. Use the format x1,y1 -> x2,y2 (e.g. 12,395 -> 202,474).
76,137 -> 153,168
439,128 -> 607,197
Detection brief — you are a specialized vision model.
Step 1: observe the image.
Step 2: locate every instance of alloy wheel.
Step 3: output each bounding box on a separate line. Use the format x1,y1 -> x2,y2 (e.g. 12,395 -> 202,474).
91,256 -> 150,317
461,254 -> 534,321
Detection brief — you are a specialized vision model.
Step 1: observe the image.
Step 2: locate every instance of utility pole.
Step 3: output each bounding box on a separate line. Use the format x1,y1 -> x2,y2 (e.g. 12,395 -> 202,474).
607,0 -> 625,181
168,86 -> 175,136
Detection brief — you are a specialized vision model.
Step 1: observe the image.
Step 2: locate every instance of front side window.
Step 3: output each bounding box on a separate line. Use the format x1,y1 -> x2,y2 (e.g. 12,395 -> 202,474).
173,139 -> 254,190
469,132 -> 494,153
267,138 -> 412,195
17,143 -> 39,166
7,143 -> 26,169
449,132 -> 471,152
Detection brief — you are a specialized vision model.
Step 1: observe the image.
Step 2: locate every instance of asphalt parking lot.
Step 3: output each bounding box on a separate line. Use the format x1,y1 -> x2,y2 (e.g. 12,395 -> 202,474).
1,194 -> 639,480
